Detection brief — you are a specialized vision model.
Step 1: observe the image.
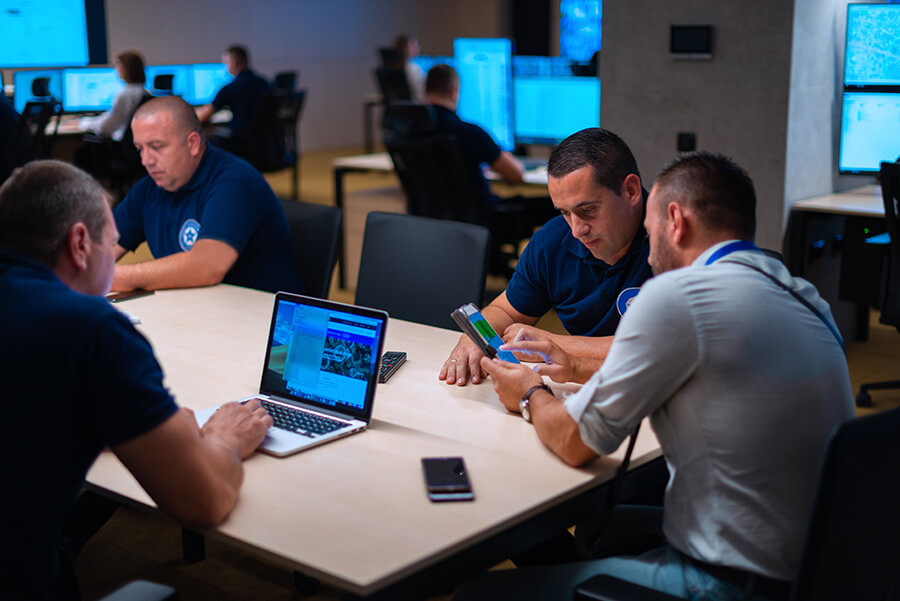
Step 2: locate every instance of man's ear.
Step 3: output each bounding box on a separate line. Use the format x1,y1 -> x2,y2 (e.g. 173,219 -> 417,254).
187,130 -> 203,157
668,201 -> 687,245
622,173 -> 643,207
67,222 -> 91,272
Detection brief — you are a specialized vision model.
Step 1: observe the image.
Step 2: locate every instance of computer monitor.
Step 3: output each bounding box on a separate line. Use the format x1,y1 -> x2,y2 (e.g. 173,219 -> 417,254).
145,64 -> 192,98
191,63 -> 233,106
514,76 -> 600,146
62,67 -> 124,112
839,92 -> 900,174
512,55 -> 576,77
453,38 -> 514,152
410,55 -> 454,75
13,69 -> 64,113
844,3 -> 900,87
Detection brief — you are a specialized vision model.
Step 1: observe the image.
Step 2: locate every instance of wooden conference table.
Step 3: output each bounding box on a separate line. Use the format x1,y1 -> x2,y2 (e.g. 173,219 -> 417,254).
86,285 -> 661,598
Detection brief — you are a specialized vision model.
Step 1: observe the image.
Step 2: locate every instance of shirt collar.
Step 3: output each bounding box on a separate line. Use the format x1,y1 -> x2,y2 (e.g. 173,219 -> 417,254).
693,239 -> 747,266
0,249 -> 62,283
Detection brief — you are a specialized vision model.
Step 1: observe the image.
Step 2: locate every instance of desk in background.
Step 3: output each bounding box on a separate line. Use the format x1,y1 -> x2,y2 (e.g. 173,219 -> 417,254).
87,285 -> 661,598
784,185 -> 884,341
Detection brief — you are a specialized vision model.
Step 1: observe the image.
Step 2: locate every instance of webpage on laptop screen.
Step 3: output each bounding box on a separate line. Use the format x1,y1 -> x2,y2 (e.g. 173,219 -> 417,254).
268,302 -> 380,411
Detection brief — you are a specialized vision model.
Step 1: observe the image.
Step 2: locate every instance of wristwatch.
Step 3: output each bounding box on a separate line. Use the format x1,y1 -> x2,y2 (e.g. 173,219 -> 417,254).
520,384 -> 553,423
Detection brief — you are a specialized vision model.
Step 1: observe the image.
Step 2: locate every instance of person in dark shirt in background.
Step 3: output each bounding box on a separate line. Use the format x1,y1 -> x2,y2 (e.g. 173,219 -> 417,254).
196,44 -> 270,139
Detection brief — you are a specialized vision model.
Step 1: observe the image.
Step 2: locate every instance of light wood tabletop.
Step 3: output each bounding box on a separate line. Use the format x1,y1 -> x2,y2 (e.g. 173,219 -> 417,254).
87,285 -> 661,596
791,185 -> 883,217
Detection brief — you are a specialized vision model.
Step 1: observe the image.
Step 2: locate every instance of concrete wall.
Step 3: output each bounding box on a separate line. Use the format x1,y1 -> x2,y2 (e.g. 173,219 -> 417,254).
106,0 -> 510,151
601,0 -> 795,250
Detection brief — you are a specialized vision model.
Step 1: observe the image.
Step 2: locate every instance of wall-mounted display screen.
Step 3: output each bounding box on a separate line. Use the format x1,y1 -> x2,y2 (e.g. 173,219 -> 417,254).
453,38 -> 514,152
844,3 -> 900,86
839,92 -> 900,173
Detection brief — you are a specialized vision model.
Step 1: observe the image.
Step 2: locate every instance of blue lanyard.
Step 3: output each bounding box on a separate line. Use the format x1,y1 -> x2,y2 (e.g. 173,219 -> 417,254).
704,240 -> 760,265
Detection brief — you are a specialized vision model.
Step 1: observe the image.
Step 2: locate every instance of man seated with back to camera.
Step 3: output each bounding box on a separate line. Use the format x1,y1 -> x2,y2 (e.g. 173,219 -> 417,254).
456,152 -> 855,601
439,127 -> 652,386
111,96 -> 300,294
0,161 -> 272,600
196,44 -> 270,146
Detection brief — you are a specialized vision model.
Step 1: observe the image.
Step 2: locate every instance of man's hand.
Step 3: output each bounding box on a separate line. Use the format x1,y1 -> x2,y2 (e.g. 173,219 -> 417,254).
439,335 -> 487,386
499,338 -> 581,384
479,357 -> 543,412
201,399 -> 272,459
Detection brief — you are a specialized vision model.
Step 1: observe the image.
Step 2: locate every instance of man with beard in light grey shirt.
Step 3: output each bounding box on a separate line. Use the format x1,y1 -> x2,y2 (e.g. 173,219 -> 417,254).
460,151 -> 854,601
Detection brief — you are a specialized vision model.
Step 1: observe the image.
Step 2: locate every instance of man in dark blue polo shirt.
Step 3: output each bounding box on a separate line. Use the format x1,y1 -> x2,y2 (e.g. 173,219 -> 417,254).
425,64 -> 527,208
0,160 -> 271,599
196,44 -> 270,138
112,96 -> 300,294
440,128 -> 652,386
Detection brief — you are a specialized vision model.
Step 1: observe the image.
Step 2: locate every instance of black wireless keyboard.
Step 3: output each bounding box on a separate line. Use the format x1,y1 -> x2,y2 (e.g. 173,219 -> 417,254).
379,351 -> 407,383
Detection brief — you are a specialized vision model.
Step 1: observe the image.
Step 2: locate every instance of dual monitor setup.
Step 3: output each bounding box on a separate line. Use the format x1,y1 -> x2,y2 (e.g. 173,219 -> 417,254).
11,63 -> 233,114
412,38 -> 600,150
838,3 -> 900,174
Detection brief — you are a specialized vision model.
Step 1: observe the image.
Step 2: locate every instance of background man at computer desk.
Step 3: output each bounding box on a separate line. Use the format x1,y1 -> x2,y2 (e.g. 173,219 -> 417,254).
195,44 -> 270,143
440,127 -> 651,386
0,161 -> 272,600
111,96 -> 300,294
462,152 -> 854,601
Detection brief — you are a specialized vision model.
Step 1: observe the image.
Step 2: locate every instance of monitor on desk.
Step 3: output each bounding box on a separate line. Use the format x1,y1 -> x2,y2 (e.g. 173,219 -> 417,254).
453,38 -> 515,151
62,67 -> 123,112
191,63 -> 233,106
844,3 -> 900,87
839,91 -> 900,174
512,55 -> 576,77
12,69 -> 63,113
514,76 -> 599,145
145,64 -> 192,98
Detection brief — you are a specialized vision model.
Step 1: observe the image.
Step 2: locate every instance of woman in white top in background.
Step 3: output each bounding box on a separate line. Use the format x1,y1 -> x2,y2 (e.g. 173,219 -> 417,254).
395,35 -> 425,102
80,49 -> 148,141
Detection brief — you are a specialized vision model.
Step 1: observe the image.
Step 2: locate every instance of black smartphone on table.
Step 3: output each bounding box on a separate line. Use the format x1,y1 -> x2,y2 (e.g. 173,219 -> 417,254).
422,456 -> 474,502
106,289 -> 154,303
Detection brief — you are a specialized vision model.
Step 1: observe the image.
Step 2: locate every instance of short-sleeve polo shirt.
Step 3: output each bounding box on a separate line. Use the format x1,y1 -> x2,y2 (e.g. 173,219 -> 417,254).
431,104 -> 501,209
114,144 -> 301,294
212,69 -> 271,136
505,215 -> 652,336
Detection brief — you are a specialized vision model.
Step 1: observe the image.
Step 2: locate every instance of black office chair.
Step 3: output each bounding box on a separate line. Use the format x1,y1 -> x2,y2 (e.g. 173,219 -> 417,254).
273,71 -> 297,94
5,78 -> 60,169
238,90 -> 306,199
151,74 -> 174,97
382,103 -> 546,279
373,67 -> 412,104
855,160 -> 900,407
355,211 -> 489,330
279,198 -> 342,299
378,47 -> 404,69
574,407 -> 900,601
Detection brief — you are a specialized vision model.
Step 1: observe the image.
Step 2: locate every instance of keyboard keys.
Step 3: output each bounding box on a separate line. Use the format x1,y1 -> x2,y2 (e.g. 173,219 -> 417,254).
259,399 -> 347,436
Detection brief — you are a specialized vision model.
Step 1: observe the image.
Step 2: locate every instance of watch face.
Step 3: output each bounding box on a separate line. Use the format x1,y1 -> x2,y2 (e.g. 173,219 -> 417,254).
519,399 -> 531,423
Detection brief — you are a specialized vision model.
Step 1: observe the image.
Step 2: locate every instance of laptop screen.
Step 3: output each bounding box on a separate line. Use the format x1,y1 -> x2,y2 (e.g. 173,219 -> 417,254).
260,294 -> 387,422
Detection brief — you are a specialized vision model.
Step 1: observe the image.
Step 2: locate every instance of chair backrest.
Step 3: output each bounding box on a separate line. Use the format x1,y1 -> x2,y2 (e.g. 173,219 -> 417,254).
382,104 -> 483,225
152,74 -> 174,96
273,71 -> 297,93
355,212 -> 489,330
374,67 -> 412,104
878,161 -> 900,326
378,47 -> 404,69
790,407 -> 900,601
242,90 -> 306,171
6,100 -> 58,169
278,199 -> 342,299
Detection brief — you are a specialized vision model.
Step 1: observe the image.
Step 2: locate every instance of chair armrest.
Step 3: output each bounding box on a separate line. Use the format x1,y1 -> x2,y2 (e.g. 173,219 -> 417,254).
574,575 -> 683,601
96,580 -> 178,601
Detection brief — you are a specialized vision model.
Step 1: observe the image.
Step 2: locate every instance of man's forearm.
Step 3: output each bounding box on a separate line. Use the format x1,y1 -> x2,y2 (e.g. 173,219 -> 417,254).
530,390 -> 598,466
113,252 -> 226,291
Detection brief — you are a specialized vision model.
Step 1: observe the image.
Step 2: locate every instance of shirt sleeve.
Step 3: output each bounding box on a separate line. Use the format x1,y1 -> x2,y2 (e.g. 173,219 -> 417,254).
95,89 -> 133,137
211,82 -> 231,110
83,310 -> 177,446
196,172 -> 267,254
113,185 -> 147,251
505,229 -> 554,318
564,274 -> 700,454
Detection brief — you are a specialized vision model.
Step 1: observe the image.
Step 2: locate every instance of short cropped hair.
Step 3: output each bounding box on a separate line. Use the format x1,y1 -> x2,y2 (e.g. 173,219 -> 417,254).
425,64 -> 459,97
226,45 -> 249,69
654,151 -> 756,240
548,128 -> 641,195
0,161 -> 108,267
133,96 -> 203,138
116,49 -> 146,84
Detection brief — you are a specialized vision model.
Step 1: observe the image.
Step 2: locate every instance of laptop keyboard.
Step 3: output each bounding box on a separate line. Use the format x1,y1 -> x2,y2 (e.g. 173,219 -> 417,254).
259,399 -> 348,437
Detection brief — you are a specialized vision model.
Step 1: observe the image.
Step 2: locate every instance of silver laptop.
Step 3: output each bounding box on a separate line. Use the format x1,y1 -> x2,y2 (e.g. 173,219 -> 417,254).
195,293 -> 388,457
